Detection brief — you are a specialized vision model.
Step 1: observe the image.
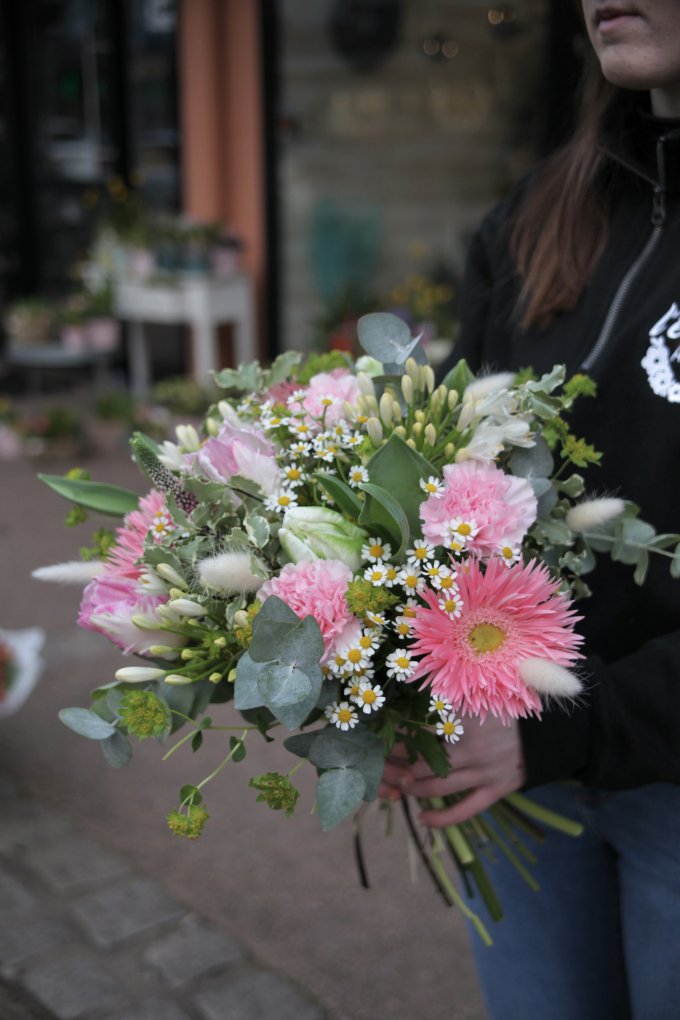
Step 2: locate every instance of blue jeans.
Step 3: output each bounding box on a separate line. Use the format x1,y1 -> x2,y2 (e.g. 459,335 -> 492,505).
468,783 -> 680,1020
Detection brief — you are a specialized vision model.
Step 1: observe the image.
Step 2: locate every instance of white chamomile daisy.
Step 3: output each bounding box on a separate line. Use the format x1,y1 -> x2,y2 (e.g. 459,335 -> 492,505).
326,701 -> 359,731
396,599 -> 419,619
420,476 -> 444,496
438,593 -> 463,619
348,465 -> 369,488
393,616 -> 413,640
340,640 -> 372,674
150,511 -> 175,539
383,563 -> 400,588
289,440 -> 311,457
362,538 -> 392,563
364,562 -> 389,587
344,676 -> 363,700
264,489 -> 299,513
407,540 -> 435,564
286,389 -> 307,407
357,629 -> 380,654
423,560 -> 445,583
261,412 -> 289,430
354,681 -> 386,714
498,540 -> 520,566
432,566 -> 459,592
365,610 -> 387,628
436,714 -> 465,743
429,694 -> 453,715
386,649 -> 415,680
288,419 -> 315,439
342,432 -> 363,448
447,518 -> 479,547
282,463 -> 306,487
397,566 -> 424,595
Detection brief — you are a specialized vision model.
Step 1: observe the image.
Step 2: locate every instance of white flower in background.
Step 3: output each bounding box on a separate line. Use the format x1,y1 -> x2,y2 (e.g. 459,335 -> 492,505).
289,440 -> 311,457
407,540 -> 435,565
432,567 -> 458,593
438,593 -> 463,619
497,541 -> 521,566
464,418 -> 534,462
157,440 -> 186,471
355,355 -> 383,377
281,463 -> 306,488
348,465 -> 369,488
264,489 -> 299,514
463,372 -> 516,403
0,627 -> 45,719
32,561 -> 105,585
565,498 -> 625,533
397,566 -> 424,595
363,562 -> 389,587
175,424 -> 201,452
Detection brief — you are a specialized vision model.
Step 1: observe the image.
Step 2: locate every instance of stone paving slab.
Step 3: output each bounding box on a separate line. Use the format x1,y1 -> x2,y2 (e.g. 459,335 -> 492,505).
0,772 -> 331,1020
70,876 -> 186,950
194,969 -> 327,1020
144,916 -> 244,989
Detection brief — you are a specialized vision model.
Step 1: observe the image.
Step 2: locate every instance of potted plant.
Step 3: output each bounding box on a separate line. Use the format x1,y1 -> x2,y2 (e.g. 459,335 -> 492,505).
4,298 -> 56,348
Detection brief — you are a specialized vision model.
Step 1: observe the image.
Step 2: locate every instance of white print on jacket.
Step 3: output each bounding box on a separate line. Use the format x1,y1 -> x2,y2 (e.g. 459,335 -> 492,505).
641,303 -> 680,403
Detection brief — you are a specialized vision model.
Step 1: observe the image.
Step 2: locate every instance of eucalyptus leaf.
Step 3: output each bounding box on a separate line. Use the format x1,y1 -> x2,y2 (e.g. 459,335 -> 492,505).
213,361 -> 263,392
633,550 -> 650,586
257,662 -> 312,708
509,437 -> 554,479
558,474 -> 585,498
671,544 -> 680,579
536,485 -> 559,518
101,731 -> 132,768
309,727 -> 385,801
284,731 -> 321,759
38,475 -> 140,517
59,708 -> 117,740
234,652 -> 266,710
249,596 -> 301,661
316,767 -> 366,831
357,312 -> 421,368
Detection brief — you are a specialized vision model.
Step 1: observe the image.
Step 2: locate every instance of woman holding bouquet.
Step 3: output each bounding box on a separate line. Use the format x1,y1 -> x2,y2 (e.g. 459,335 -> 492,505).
382,2 -> 680,1017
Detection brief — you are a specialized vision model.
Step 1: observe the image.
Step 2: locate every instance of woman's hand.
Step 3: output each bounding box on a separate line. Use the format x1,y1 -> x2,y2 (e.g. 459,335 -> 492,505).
378,715 -> 526,828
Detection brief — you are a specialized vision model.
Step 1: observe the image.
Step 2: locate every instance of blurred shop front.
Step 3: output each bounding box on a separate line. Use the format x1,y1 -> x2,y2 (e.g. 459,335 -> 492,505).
0,0 -> 583,385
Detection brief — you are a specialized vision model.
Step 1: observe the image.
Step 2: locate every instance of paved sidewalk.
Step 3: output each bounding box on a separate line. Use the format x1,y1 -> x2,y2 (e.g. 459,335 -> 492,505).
0,773 -> 328,1020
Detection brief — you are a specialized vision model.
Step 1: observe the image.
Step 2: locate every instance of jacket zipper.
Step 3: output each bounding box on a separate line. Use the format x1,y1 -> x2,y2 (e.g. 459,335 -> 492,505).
580,224 -> 663,373
580,132 -> 674,374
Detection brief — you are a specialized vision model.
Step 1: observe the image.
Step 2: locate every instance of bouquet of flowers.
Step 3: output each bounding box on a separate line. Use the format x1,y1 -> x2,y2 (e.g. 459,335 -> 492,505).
36,313 -> 680,942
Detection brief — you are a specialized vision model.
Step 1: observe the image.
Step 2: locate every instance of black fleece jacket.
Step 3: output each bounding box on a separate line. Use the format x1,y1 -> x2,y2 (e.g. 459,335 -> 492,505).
443,111 -> 680,791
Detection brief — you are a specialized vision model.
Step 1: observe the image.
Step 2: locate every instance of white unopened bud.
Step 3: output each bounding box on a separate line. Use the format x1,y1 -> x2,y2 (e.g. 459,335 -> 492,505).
406,438 -> 417,449
394,425 -> 407,438
405,357 -> 419,382
412,422 -> 423,436
518,658 -> 582,698
234,610 -> 250,628
366,417 -> 383,446
565,498 -> 625,533
155,563 -> 188,589
424,424 -> 437,446
444,443 -> 455,459
357,372 -> 376,398
114,666 -> 166,683
448,389 -> 459,412
164,674 -> 194,686
167,598 -> 208,618
206,416 -> 220,437
422,365 -> 435,394
401,375 -> 414,404
379,392 -> 395,428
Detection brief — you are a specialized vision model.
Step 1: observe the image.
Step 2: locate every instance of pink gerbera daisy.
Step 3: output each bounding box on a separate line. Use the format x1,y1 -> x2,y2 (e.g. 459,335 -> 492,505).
407,558 -> 583,722
419,460 -> 537,558
107,490 -> 169,577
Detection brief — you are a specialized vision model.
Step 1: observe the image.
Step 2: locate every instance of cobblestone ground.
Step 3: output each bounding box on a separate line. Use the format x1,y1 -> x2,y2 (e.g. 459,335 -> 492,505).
0,424 -> 488,1020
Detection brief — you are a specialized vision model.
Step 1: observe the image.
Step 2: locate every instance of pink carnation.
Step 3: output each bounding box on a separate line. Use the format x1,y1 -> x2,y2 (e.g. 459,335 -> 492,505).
78,575 -> 180,656
419,460 -> 537,557
108,490 -> 168,576
407,558 -> 583,722
258,559 -> 359,662
187,421 -> 281,495
299,369 -> 361,427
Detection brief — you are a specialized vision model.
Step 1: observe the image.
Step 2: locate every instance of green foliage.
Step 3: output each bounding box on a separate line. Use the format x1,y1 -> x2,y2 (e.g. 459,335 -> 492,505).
39,474 -> 140,517
166,804 -> 209,839
365,433 -> 432,542
358,482 -> 410,559
316,768 -> 366,831
59,707 -> 117,740
314,473 -> 363,519
357,312 -> 425,374
80,529 -> 116,561
560,435 -> 602,468
294,350 -> 349,384
345,579 -> 399,617
563,373 -> 597,402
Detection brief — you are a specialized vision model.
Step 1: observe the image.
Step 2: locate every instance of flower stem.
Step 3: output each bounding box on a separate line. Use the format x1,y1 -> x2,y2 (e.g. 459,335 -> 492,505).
504,792 -> 584,837
196,729 -> 249,792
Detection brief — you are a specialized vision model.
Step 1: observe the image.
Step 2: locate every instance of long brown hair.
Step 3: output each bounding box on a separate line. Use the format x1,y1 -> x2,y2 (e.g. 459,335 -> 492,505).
511,58 -> 637,329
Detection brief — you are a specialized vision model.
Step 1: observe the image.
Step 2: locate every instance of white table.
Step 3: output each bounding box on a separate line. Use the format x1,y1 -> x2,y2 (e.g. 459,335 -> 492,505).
114,274 -> 256,395
6,344 -> 114,391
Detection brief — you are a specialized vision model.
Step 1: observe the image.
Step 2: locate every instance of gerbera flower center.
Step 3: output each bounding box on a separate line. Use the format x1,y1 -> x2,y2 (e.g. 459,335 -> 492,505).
468,622 -> 506,655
